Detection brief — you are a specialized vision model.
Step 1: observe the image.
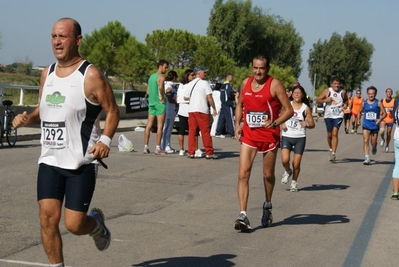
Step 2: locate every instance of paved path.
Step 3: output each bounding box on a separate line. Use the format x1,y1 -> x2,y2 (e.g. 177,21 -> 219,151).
0,120 -> 397,267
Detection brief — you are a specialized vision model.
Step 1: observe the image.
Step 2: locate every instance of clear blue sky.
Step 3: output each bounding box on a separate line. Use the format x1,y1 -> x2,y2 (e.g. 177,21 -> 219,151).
0,0 -> 398,98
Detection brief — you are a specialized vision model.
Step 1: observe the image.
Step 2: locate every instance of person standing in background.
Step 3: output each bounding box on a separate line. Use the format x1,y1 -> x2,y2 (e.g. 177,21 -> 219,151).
161,70 -> 178,153
144,60 -> 168,155
184,66 -> 218,159
210,83 -> 222,137
176,69 -> 203,157
215,73 -> 235,138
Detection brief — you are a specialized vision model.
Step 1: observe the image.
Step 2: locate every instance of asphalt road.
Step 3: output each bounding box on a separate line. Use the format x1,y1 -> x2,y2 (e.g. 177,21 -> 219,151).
0,122 -> 397,267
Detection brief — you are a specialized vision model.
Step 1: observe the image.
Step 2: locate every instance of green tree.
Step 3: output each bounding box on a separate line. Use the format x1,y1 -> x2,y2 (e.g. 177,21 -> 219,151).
145,29 -> 197,69
268,65 -> 296,89
308,31 -> 374,91
207,0 -> 303,77
114,37 -> 154,88
79,21 -> 131,77
145,29 -> 235,80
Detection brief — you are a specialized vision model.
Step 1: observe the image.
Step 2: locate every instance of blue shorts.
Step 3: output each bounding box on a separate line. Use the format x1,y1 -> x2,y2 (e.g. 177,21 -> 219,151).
324,118 -> 343,132
37,163 -> 97,212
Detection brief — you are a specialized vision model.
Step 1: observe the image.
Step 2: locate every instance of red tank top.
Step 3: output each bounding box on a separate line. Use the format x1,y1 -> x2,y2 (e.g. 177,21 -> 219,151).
242,76 -> 281,142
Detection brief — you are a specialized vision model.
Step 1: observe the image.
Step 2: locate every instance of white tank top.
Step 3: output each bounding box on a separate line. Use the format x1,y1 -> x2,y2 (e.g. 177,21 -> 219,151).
324,88 -> 344,119
282,102 -> 307,138
39,61 -> 102,169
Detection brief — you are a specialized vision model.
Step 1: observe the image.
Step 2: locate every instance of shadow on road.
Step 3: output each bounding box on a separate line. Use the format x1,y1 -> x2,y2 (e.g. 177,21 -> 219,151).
298,184 -> 349,191
272,213 -> 350,226
339,157 -> 394,165
132,253 -> 236,267
305,148 -> 330,152
250,214 -> 350,232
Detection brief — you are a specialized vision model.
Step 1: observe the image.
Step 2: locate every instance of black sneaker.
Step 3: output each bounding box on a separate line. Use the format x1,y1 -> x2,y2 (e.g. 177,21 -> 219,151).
261,203 -> 273,228
89,208 -> 111,251
234,213 -> 251,232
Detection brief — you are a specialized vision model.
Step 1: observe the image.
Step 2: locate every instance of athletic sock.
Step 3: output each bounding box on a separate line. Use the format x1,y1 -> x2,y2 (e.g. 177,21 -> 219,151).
51,263 -> 64,267
240,211 -> 247,216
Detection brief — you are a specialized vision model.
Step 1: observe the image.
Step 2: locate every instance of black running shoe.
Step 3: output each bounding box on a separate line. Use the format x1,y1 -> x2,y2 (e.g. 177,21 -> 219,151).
261,203 -> 273,227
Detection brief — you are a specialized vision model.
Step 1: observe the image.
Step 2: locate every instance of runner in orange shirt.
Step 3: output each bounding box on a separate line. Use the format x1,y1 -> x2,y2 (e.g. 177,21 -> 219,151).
343,91 -> 353,134
380,88 -> 395,152
351,89 -> 364,134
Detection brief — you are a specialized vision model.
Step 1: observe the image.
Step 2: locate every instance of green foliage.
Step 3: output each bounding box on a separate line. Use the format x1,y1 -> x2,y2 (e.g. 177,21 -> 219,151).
268,64 -> 296,89
231,64 -> 252,89
145,29 -> 235,80
0,72 -> 40,85
145,29 -> 197,69
79,21 -> 132,77
114,37 -> 154,88
207,0 -> 303,77
308,31 -> 374,91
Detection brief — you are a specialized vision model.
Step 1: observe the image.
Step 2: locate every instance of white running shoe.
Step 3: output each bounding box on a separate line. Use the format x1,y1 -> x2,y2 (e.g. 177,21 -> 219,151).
215,135 -> 225,138
290,181 -> 298,192
281,169 -> 293,184
194,149 -> 204,158
165,146 -> 176,154
329,153 -> 336,162
363,157 -> 370,165
179,150 -> 185,156
380,140 -> 385,148
385,147 -> 389,153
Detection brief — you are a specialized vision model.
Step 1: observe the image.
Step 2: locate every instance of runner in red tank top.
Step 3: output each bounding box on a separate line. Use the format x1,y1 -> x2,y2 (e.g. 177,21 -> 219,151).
233,54 -> 294,232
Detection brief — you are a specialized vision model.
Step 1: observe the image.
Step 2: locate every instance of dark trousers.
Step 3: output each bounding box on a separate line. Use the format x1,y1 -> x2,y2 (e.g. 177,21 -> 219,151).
216,104 -> 235,136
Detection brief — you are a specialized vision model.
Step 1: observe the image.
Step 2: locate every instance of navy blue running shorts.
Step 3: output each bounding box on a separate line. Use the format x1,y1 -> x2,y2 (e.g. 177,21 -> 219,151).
324,118 -> 343,132
37,163 -> 97,212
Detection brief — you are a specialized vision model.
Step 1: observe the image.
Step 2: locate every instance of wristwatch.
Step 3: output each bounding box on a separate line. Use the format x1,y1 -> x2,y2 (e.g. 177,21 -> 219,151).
272,121 -> 278,128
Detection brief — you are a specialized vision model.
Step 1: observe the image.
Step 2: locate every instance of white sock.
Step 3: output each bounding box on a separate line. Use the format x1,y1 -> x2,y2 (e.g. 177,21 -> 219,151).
240,211 -> 247,216
51,263 -> 64,267
156,145 -> 161,150
144,144 -> 148,149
